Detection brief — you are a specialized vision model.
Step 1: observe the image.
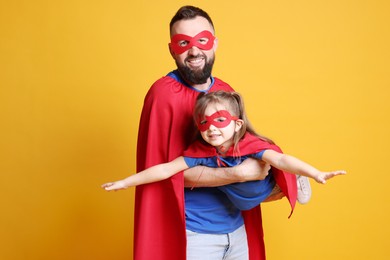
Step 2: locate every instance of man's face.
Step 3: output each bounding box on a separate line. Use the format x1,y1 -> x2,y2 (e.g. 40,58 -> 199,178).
169,16 -> 217,85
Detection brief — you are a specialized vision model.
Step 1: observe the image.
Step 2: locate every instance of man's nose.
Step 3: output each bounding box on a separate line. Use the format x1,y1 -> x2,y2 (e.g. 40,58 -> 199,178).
187,45 -> 201,55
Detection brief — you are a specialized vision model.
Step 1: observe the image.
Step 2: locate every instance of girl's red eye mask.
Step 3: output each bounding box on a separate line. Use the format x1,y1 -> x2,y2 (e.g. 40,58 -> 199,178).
169,30 -> 215,54
197,110 -> 238,132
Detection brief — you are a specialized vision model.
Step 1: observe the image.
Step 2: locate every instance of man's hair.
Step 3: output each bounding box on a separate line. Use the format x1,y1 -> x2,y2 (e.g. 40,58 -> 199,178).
169,5 -> 214,34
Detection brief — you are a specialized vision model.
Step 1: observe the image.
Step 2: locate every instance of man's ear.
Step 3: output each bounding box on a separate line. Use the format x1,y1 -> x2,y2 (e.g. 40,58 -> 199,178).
213,37 -> 218,51
235,119 -> 244,132
168,43 -> 178,59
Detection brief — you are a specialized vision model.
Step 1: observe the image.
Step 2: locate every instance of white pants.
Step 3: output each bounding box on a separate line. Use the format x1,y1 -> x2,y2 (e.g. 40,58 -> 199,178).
186,225 -> 249,260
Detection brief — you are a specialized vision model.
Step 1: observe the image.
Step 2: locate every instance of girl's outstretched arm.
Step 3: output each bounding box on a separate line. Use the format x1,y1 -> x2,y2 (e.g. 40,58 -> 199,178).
101,156 -> 189,191
261,150 -> 346,184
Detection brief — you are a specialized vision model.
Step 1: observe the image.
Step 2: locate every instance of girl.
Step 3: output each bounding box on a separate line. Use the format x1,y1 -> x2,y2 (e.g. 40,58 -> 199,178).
102,91 -> 345,198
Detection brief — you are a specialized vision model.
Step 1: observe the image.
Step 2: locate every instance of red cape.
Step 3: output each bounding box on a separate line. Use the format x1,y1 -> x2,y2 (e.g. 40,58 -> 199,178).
135,74 -> 296,259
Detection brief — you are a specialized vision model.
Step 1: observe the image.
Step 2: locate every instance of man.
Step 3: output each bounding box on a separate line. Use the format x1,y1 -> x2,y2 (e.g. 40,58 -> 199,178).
134,5 -> 298,260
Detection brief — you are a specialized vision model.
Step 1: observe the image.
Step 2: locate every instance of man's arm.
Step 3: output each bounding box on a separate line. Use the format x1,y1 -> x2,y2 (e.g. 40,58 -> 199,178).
184,158 -> 271,188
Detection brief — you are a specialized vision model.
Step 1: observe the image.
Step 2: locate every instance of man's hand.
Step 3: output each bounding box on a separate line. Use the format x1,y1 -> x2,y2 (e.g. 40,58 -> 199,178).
263,185 -> 285,202
235,158 -> 271,182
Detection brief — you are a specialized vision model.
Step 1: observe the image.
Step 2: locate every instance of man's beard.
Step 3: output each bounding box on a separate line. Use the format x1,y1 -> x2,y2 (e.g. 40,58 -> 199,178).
176,55 -> 215,85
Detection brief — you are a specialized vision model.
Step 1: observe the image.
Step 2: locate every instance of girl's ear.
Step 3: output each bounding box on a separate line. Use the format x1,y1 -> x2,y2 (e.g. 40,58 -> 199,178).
235,119 -> 244,132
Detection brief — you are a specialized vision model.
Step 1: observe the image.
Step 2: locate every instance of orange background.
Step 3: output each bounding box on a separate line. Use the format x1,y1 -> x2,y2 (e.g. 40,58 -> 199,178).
1,1 -> 389,259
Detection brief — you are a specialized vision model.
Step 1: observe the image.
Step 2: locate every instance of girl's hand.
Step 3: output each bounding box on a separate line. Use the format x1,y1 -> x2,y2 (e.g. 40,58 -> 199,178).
101,180 -> 127,191
316,170 -> 347,184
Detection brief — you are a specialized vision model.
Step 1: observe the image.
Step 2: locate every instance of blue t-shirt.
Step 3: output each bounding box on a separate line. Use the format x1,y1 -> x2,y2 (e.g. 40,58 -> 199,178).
184,150 -> 275,233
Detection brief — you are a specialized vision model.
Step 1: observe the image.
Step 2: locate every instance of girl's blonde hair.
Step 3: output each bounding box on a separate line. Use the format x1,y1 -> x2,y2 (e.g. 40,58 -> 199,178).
193,91 -> 274,154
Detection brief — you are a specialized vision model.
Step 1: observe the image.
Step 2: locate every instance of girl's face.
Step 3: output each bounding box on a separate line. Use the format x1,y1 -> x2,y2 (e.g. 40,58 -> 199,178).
198,102 -> 243,153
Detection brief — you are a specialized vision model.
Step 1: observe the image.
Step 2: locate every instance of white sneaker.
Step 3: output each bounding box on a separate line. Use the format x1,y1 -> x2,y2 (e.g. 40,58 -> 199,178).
297,175 -> 311,204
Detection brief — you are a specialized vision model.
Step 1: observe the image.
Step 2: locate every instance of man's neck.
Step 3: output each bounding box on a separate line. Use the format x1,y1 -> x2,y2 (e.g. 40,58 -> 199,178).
168,70 -> 214,91
189,78 -> 212,91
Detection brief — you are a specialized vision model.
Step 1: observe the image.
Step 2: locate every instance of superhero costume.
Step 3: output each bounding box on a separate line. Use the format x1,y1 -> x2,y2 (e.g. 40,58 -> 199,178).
184,147 -> 275,212
183,133 -> 297,214
135,70 -> 297,260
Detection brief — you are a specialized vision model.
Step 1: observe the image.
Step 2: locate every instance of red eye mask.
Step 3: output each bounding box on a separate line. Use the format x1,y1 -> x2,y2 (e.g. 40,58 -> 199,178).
170,30 -> 215,54
197,110 -> 239,132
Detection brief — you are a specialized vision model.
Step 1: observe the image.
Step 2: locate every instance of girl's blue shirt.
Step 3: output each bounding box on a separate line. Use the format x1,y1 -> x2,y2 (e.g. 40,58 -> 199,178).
184,150 -> 275,233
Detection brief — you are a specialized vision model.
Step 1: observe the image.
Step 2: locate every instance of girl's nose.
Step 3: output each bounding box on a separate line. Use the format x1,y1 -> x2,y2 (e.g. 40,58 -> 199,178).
208,123 -> 217,130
